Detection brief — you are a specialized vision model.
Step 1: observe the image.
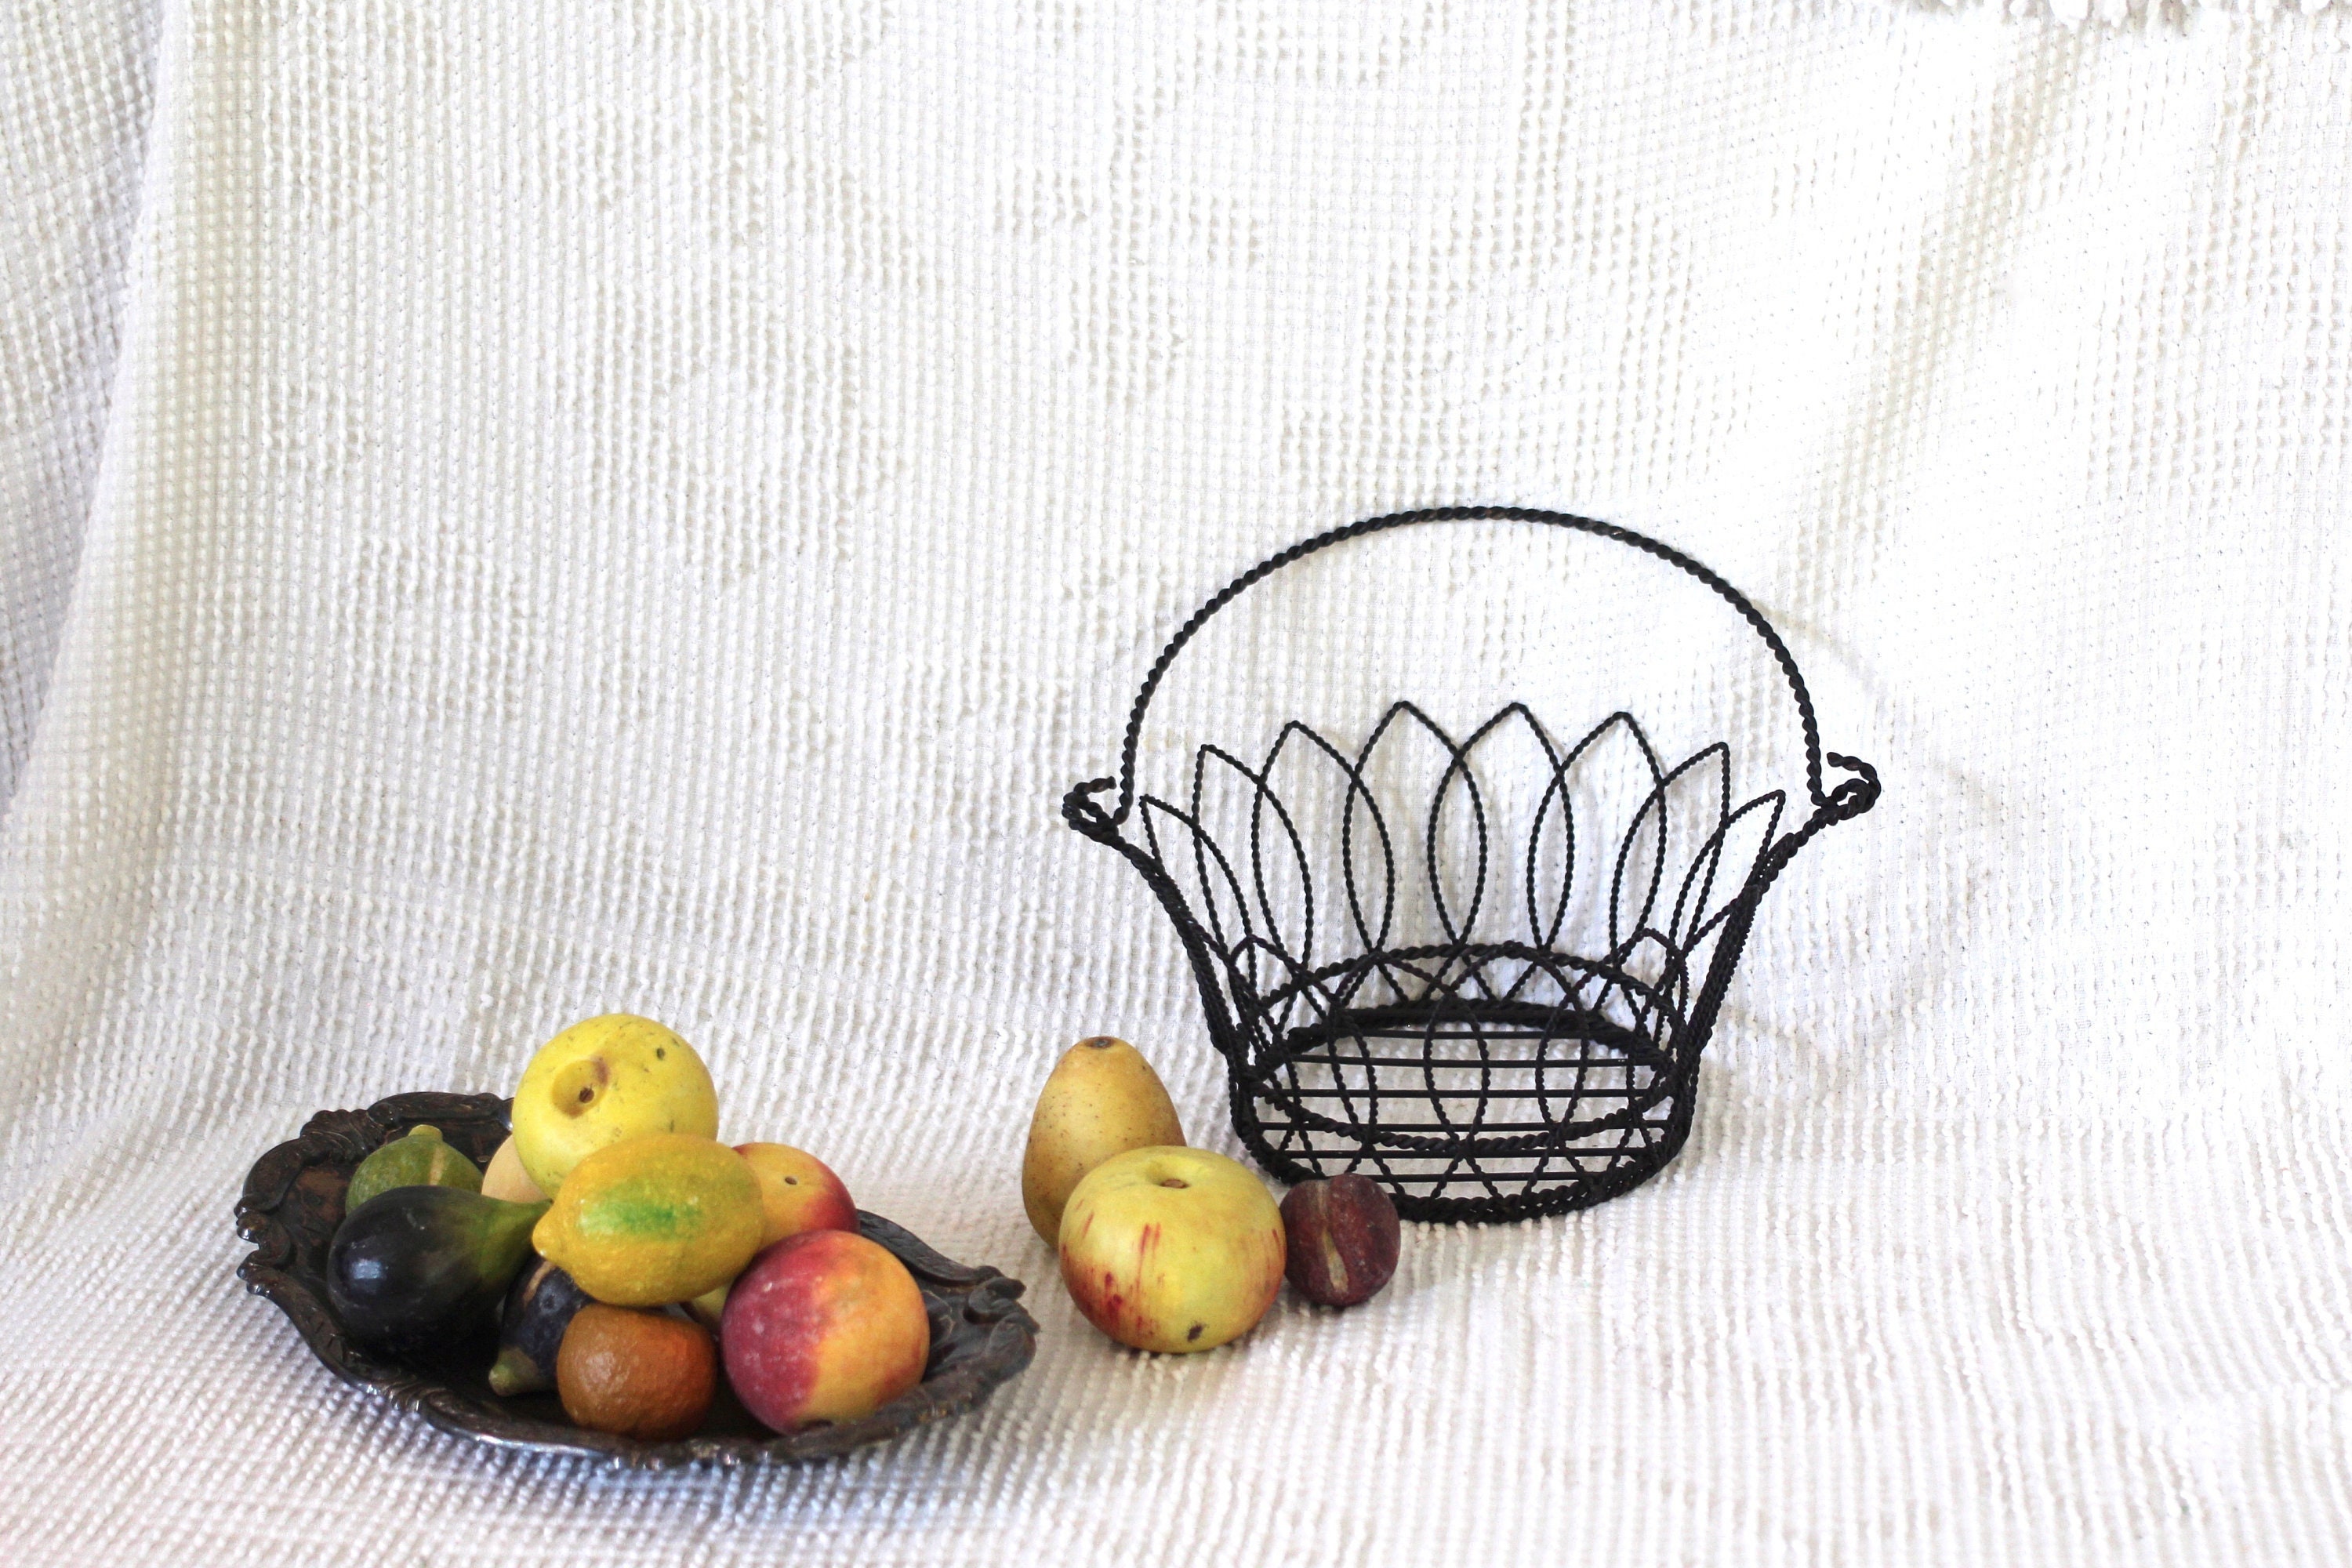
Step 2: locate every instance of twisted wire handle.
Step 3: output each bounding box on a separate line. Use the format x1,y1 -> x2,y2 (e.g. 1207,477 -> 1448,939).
1067,506 -> 1878,833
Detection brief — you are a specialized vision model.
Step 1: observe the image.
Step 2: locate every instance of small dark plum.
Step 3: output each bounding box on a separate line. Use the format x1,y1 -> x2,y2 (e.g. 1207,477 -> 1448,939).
1279,1174 -> 1400,1308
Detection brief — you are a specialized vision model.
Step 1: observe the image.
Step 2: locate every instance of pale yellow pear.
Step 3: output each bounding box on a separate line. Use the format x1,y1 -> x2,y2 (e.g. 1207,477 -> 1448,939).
480,1135 -> 548,1204
1021,1036 -> 1185,1243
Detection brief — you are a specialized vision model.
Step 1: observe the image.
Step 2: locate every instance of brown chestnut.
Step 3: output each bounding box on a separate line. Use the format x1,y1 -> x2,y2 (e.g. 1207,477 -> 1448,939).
1279,1174 -> 1400,1308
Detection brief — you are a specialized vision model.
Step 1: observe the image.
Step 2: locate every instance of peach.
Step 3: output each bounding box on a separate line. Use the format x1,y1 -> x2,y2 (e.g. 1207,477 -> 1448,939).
734,1142 -> 859,1246
719,1229 -> 931,1431
1058,1146 -> 1286,1353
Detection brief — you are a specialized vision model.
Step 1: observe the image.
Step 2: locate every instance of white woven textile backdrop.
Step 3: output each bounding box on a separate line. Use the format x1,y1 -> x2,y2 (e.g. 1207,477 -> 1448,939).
4,3 -> 2350,1563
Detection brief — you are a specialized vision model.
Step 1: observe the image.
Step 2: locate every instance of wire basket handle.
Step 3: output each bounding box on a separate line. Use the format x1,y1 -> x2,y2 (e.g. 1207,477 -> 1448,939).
1068,506 -> 1879,833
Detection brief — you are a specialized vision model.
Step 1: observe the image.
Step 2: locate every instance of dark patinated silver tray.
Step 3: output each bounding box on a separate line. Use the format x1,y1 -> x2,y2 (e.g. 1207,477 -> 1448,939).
234,1091 -> 1038,1469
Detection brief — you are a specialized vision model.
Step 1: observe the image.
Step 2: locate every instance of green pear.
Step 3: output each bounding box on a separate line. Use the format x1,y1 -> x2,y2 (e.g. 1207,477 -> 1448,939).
1021,1036 -> 1185,1243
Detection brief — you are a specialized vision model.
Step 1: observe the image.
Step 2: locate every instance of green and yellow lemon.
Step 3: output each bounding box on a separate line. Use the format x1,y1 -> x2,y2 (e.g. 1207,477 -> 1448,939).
532,1133 -> 764,1307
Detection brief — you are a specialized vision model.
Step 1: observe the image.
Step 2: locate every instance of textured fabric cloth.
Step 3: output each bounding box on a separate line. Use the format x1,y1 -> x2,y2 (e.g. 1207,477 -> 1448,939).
5,4 -> 2351,1564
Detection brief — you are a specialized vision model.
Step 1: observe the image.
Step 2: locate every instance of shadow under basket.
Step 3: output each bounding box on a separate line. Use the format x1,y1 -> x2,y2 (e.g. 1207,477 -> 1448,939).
1063,508 -> 1879,1225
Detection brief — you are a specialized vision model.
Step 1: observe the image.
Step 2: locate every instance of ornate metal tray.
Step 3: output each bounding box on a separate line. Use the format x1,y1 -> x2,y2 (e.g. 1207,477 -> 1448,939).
234,1091 -> 1038,1469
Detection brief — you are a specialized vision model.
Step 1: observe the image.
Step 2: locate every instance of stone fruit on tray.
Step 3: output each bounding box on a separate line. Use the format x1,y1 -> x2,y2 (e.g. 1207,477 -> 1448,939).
325,1187 -> 548,1348
479,1134 -> 547,1203
532,1131 -> 764,1307
1279,1174 -> 1399,1308
487,1257 -> 593,1396
557,1303 -> 718,1442
344,1125 -> 482,1214
1058,1146 -> 1284,1354
735,1142 -> 858,1246
721,1229 -> 931,1432
510,1014 -> 719,1195
1022,1036 -> 1185,1243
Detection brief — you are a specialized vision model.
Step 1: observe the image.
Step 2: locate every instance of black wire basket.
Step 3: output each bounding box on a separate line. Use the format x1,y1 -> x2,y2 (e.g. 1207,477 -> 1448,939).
1062,508 -> 1879,1224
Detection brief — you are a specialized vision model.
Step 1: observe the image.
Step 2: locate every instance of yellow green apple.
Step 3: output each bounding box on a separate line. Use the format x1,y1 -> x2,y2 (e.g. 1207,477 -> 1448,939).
686,1281 -> 728,1333
1058,1145 -> 1285,1353
1022,1036 -> 1185,1243
510,1014 -> 718,1195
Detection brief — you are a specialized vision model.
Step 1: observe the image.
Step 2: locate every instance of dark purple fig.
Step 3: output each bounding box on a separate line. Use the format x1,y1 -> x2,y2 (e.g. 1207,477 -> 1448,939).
486,1256 -> 592,1397
326,1187 -> 547,1349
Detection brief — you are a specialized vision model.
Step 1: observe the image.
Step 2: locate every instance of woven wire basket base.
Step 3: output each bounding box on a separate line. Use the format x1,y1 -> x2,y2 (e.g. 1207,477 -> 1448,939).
1065,509 -> 1878,1225
1240,989 -> 1690,1223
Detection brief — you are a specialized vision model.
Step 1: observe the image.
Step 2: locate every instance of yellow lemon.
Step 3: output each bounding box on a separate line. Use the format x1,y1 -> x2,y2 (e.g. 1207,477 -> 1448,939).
533,1133 -> 764,1306
511,1014 -> 719,1195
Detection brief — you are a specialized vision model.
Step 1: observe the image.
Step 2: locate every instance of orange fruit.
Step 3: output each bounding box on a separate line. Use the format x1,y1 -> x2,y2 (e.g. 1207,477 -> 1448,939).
556,1304 -> 717,1442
